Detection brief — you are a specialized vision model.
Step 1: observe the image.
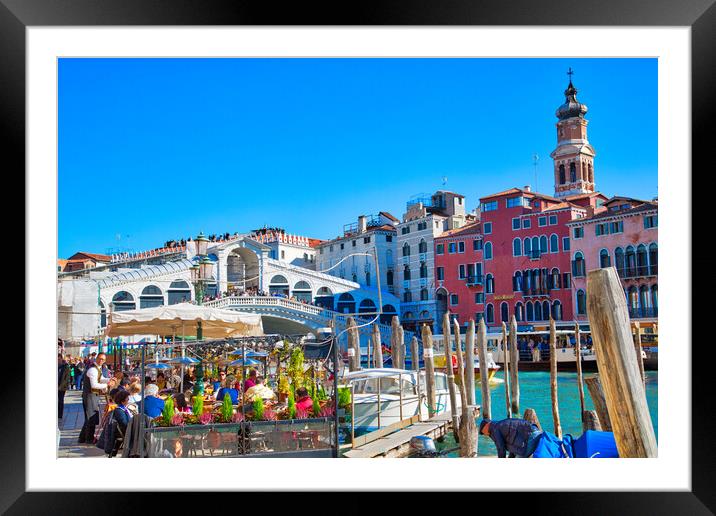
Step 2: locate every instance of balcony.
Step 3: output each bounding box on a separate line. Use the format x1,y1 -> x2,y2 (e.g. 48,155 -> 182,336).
522,288 -> 550,298
528,250 -> 541,260
618,266 -> 658,279
629,307 -> 658,319
466,275 -> 484,286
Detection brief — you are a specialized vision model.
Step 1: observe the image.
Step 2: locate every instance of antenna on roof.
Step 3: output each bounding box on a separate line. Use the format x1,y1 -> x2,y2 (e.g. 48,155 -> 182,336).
532,154 -> 539,193
441,176 -> 448,187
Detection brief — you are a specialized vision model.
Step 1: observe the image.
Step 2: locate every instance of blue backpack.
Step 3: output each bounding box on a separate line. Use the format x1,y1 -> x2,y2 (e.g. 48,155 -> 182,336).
532,431 -> 574,458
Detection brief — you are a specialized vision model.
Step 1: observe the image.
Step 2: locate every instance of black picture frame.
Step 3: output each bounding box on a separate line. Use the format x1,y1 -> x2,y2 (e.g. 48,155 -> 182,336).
4,0 -> 710,511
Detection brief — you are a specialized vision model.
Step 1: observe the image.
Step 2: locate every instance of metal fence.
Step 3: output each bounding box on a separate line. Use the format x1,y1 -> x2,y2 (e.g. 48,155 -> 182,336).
145,417 -> 336,458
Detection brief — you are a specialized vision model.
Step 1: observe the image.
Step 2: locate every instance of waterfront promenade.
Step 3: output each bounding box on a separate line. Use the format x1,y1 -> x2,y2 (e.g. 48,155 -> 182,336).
58,390 -> 104,458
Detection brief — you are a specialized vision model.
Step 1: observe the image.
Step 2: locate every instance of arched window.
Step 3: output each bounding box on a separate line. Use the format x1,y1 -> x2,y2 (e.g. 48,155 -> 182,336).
651,285 -> 658,312
140,285 -> 164,308
513,271 -> 523,292
588,163 -> 594,183
386,270 -> 394,286
540,235 -> 548,253
315,287 -> 334,310
625,246 -> 637,277
168,280 -> 192,304
420,288 -> 429,301
292,281 -> 312,303
99,300 -> 107,328
352,273 -> 358,283
573,252 -> 585,277
531,236 -> 539,256
337,292 -> 355,314
403,290 -> 413,303
543,301 -> 551,320
486,274 -> 494,294
526,302 -> 534,321
524,237 -> 532,255
402,243 -> 411,257
581,161 -> 586,180
570,162 -> 577,183
559,164 -> 566,184
484,242 -> 493,260
600,249 -> 611,268
403,265 -> 411,281
513,238 -> 522,257
359,298 -> 377,314
419,239 -> 427,253
627,286 -> 639,313
639,285 -> 650,316
551,268 -> 561,289
419,262 -> 428,278
576,289 -> 586,315
112,291 -> 136,311
500,302 -> 509,323
615,247 -> 625,275
365,271 -> 371,286
552,300 -> 562,321
534,301 -> 543,321
550,234 -> 559,253
636,244 -> 648,276
486,304 -> 494,324
515,302 -> 524,322
380,304 -> 397,324
403,311 -> 414,320
649,244 -> 658,275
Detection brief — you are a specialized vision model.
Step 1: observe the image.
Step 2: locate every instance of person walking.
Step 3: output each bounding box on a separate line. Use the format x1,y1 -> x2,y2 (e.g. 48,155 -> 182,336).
58,354 -> 71,419
74,359 -> 85,391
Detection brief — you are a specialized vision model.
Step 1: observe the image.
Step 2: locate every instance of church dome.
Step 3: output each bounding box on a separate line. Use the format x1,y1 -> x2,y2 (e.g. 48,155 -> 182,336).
556,81 -> 588,120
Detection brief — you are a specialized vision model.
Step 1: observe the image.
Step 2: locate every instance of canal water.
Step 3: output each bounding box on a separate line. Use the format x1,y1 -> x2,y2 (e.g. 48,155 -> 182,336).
436,370 -> 658,457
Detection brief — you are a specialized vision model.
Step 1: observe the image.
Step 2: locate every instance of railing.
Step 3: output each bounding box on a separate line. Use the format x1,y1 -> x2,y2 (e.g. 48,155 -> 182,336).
205,296 -> 399,338
145,418 -> 336,458
628,307 -> 658,319
466,275 -> 484,286
619,266 -> 658,279
528,250 -> 541,259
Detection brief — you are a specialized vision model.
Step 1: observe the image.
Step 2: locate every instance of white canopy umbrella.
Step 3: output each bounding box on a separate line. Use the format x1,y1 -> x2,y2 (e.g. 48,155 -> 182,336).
104,303 -> 263,338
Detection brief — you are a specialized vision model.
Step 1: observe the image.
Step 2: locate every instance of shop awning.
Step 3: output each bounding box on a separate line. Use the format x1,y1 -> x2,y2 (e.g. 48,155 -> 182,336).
104,303 -> 263,338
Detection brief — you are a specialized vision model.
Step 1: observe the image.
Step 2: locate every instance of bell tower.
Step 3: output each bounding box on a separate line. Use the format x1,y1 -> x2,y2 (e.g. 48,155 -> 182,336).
550,68 -> 596,198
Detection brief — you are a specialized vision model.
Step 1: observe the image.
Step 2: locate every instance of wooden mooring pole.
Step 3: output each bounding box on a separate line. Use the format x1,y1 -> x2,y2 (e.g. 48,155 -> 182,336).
509,315 -> 520,416
410,336 -> 419,372
465,320 -> 476,406
574,323 -> 587,431
584,376 -> 612,432
443,313 -> 460,440
372,324 -> 383,369
346,317 -> 361,372
421,324 -> 437,417
501,322 -> 511,418
453,318 -> 467,410
549,318 -> 562,439
391,316 -> 400,370
397,324 -> 405,370
586,267 -> 657,458
476,318 -> 491,420
633,321 -> 646,388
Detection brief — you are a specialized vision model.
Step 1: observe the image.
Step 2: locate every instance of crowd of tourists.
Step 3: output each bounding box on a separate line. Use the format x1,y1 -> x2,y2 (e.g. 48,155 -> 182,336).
60,351 -> 314,456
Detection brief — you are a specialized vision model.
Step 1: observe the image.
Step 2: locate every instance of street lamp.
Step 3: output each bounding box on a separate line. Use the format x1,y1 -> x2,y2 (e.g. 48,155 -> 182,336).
190,232 -> 214,396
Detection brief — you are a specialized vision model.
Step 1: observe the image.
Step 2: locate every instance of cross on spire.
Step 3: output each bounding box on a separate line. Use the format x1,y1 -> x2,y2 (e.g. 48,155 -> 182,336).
567,67 -> 575,85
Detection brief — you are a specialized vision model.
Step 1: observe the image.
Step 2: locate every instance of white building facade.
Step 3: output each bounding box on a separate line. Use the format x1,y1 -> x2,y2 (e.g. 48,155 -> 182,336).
396,191 -> 471,333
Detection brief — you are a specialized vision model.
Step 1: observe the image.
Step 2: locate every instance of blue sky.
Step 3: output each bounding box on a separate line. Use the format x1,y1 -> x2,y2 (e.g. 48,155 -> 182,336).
58,58 -> 657,258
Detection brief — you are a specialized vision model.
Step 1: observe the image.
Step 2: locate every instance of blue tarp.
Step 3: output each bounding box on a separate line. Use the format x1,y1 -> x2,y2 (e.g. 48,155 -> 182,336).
533,431 -> 574,458
573,430 -> 620,458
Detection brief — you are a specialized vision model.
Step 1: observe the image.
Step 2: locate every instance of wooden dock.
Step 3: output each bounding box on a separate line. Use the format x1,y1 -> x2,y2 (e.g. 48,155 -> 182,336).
342,407 -> 479,458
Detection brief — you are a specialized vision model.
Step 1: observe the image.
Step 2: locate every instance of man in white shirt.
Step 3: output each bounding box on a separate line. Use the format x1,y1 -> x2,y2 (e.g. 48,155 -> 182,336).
78,353 -> 116,443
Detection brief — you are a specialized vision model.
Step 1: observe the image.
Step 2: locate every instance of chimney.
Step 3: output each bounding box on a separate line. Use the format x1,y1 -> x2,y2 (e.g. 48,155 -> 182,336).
524,185 -> 531,192
586,206 -> 595,217
358,215 -> 367,233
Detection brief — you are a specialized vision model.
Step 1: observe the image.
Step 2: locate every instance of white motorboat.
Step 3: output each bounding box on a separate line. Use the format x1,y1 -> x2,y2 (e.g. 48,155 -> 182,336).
339,368 -> 460,435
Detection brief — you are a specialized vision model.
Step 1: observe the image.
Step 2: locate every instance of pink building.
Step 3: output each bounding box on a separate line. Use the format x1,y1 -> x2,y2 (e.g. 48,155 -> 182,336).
566,196 -> 658,324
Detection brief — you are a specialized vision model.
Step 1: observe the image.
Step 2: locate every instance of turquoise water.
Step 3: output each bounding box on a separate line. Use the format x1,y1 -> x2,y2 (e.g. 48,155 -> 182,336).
437,370 -> 658,457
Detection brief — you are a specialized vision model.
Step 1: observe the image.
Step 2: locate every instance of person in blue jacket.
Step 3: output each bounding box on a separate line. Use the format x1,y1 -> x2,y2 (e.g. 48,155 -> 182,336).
142,383 -> 165,418
479,418 -> 544,458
